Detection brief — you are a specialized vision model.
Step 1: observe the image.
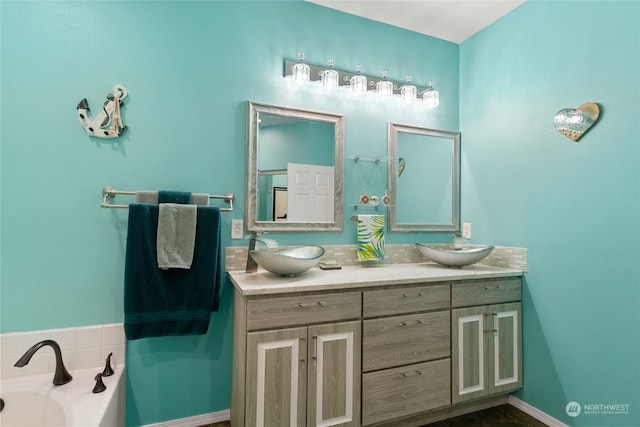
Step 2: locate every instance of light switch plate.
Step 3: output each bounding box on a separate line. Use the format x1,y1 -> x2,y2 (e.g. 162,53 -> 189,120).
463,222 -> 472,240
231,219 -> 243,239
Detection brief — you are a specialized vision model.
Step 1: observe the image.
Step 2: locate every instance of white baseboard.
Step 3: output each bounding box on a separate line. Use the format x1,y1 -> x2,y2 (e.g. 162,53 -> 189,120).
509,395 -> 567,427
142,409 -> 230,427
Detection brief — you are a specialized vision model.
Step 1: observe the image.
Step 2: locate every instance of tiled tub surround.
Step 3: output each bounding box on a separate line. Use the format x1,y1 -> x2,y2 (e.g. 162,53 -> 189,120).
225,243 -> 528,272
0,323 -> 125,380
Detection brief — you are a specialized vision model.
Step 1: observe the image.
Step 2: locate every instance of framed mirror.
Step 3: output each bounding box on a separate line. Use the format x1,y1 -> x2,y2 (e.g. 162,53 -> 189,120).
246,101 -> 344,232
387,122 -> 460,232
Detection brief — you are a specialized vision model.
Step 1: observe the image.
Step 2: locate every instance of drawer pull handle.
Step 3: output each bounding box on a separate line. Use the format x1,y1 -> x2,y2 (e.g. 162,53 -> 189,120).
399,319 -> 424,327
482,286 -> 502,290
297,301 -> 325,308
484,329 -> 498,333
400,370 -> 423,378
402,292 -> 424,298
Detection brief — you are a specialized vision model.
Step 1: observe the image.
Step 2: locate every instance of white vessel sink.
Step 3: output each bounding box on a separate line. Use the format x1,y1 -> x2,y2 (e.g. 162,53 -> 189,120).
250,245 -> 325,276
416,243 -> 494,268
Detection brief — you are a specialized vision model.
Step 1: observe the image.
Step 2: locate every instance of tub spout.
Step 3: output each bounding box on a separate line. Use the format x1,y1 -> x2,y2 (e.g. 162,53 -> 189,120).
14,339 -> 73,386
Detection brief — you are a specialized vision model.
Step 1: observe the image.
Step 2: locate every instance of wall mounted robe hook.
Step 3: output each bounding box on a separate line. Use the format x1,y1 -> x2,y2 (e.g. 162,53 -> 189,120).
77,84 -> 128,138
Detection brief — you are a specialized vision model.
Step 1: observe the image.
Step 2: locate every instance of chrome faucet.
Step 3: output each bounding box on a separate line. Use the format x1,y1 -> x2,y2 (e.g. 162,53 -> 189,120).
14,340 -> 73,386
245,231 -> 278,273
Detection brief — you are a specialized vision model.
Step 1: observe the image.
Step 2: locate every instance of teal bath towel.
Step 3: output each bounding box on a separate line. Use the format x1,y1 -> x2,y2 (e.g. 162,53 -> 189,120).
158,190 -> 192,204
124,203 -> 221,340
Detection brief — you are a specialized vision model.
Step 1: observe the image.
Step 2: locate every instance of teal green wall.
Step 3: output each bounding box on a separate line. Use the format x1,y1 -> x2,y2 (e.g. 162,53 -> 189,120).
0,1 -> 458,425
4,1 -> 637,426
460,1 -> 640,426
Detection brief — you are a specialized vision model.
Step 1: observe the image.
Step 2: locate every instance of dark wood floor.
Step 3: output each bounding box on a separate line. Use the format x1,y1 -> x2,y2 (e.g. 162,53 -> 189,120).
204,404 -> 548,427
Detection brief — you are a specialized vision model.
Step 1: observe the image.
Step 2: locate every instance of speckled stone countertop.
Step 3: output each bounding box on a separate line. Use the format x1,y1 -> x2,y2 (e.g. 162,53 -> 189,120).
229,263 -> 523,296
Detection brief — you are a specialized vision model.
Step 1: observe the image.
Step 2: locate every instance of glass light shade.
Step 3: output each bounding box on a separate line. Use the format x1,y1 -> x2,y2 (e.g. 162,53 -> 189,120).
400,86 -> 416,104
423,81 -> 440,108
322,69 -> 339,89
350,65 -> 367,94
292,62 -> 310,84
322,59 -> 339,90
400,75 -> 416,103
292,52 -> 310,84
376,80 -> 394,98
376,70 -> 393,99
423,89 -> 440,108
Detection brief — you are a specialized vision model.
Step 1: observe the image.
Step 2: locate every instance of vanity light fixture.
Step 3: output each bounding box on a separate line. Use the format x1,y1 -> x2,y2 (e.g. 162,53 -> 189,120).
283,55 -> 439,109
322,59 -> 339,90
291,52 -> 310,84
422,80 -> 440,108
376,70 -> 394,99
350,64 -> 367,95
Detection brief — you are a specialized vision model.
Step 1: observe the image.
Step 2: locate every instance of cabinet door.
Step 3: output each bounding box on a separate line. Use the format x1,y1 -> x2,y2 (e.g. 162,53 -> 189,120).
307,321 -> 361,427
452,305 -> 488,404
452,302 -> 522,404
246,327 -> 307,427
490,302 -> 522,394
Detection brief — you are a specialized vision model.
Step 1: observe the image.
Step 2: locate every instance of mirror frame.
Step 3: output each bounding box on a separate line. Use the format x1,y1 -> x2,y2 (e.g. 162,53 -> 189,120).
387,122 -> 461,232
246,101 -> 344,232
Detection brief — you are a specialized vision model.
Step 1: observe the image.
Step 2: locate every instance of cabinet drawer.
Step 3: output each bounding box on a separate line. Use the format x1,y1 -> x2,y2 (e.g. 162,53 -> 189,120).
362,359 -> 450,425
451,278 -> 521,307
363,284 -> 449,318
363,311 -> 450,371
246,292 -> 361,330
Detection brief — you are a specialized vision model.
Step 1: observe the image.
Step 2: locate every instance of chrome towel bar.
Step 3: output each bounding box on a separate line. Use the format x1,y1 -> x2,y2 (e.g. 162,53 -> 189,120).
100,187 -> 234,212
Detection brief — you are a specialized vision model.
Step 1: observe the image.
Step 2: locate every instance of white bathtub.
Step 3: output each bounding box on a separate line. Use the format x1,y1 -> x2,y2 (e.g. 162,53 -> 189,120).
0,365 -> 125,426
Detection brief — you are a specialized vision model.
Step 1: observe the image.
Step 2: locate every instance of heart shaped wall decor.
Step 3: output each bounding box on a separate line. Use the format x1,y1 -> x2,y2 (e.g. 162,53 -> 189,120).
553,102 -> 600,141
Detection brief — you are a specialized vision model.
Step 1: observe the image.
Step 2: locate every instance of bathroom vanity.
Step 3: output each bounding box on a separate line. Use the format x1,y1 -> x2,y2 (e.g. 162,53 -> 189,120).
229,263 -> 523,426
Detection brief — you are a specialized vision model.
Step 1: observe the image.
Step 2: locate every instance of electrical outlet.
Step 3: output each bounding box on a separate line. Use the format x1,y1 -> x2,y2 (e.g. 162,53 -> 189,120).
462,222 -> 472,240
231,219 -> 243,239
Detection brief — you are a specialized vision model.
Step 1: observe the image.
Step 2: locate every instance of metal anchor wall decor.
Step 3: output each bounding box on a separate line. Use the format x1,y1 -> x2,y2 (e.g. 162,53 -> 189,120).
77,84 -> 128,138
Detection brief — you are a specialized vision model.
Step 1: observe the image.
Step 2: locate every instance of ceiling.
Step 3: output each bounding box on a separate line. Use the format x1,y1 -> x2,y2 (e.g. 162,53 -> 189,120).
306,0 -> 525,44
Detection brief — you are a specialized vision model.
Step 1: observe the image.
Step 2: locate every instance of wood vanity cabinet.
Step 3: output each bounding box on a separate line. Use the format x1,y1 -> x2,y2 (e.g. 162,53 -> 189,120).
451,278 -> 523,404
231,270 -> 523,427
232,290 -> 362,427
